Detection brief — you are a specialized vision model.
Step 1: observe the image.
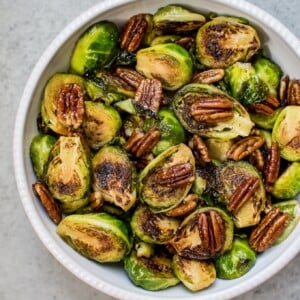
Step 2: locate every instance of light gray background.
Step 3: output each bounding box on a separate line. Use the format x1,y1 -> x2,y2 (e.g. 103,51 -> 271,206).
0,0 -> 299,299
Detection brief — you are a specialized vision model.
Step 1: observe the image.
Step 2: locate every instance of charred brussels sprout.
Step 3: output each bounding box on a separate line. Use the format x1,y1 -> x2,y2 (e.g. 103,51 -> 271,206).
92,145 -> 136,211
82,101 -> 121,150
124,249 -> 179,291
272,106 -> 300,161
172,255 -> 216,291
131,206 -> 180,244
196,16 -> 260,68
30,134 -> 57,179
173,84 -> 253,139
70,21 -> 119,75
57,213 -> 132,263
215,238 -> 256,279
250,108 -> 283,130
136,43 -> 193,90
139,143 -> 195,213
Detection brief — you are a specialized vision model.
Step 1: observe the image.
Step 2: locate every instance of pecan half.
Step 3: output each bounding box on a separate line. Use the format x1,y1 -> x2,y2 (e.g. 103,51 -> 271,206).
249,149 -> 264,172
125,127 -> 160,158
192,69 -> 225,84
32,181 -> 62,224
227,136 -> 265,161
175,37 -> 195,50
287,79 -> 300,105
120,14 -> 148,52
278,75 -> 289,106
188,135 -> 211,164
249,208 -> 290,252
57,83 -> 84,130
248,95 -> 280,116
264,142 -> 281,192
190,97 -> 234,123
156,163 -> 195,188
88,192 -> 103,211
165,194 -> 198,217
115,67 -> 144,89
228,177 -> 260,214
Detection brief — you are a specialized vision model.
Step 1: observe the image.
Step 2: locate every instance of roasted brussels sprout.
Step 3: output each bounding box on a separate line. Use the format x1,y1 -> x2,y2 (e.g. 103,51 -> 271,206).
30,134 -> 57,179
153,5 -> 205,35
191,175 -> 207,196
131,206 -> 180,244
57,213 -> 132,262
205,138 -> 233,163
215,238 -> 256,279
173,83 -> 253,139
124,249 -> 179,291
151,35 -> 181,46
45,136 -> 91,205
135,241 -> 155,258
196,17 -> 260,68
60,197 -> 89,214
82,101 -> 121,150
250,108 -> 283,130
70,21 -> 119,75
92,145 -> 136,211
272,162 -> 300,199
136,43 -> 193,90
272,106 -> 300,161
139,143 -> 195,213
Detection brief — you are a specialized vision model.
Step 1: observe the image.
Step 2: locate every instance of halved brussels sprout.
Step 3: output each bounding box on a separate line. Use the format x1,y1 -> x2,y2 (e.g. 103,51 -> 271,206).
272,106 -> 300,161
60,197 -> 89,214
217,161 -> 266,228
173,83 -> 254,139
136,43 -> 193,90
153,5 -> 205,35
172,254 -> 216,291
171,207 -> 234,259
151,35 -> 181,46
131,206 -> 180,244
139,143 -> 195,213
272,162 -> 300,199
41,73 -> 85,135
250,108 -> 283,130
196,16 -> 260,68
57,213 -> 132,263
92,145 -> 136,211
82,101 -> 121,150
205,138 -> 233,163
70,21 -> 119,75
124,249 -> 179,291
30,134 -> 57,179
215,238 -> 256,279
45,136 -> 91,204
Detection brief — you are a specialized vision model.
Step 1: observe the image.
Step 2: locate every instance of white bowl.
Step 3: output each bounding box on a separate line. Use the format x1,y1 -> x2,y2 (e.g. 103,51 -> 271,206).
13,0 -> 300,299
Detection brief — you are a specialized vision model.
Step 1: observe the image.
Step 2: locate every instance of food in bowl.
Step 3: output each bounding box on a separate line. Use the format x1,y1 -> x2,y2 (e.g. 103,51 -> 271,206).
28,3 -> 300,294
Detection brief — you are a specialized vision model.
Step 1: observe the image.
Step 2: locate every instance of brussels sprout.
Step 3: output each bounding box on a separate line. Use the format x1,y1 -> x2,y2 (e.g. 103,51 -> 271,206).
70,21 -> 119,75
139,143 -> 195,213
196,16 -> 260,68
172,254 -> 216,291
250,108 -> 283,130
92,145 -> 136,211
30,134 -> 57,179
136,43 -> 193,90
60,197 -> 89,214
135,242 -> 155,258
153,5 -> 205,35
206,138 -> 233,163
217,161 -> 266,228
173,83 -> 254,139
171,207 -> 234,259
124,249 -> 179,291
131,206 -> 180,244
114,99 -> 136,114
41,73 -> 85,135
56,213 -> 132,263
151,35 -> 181,46
215,238 -> 256,279
82,101 -> 121,150
191,175 -> 207,196
272,106 -> 300,161
45,136 -> 91,204
141,14 -> 156,46
273,200 -> 300,244
272,162 -> 300,199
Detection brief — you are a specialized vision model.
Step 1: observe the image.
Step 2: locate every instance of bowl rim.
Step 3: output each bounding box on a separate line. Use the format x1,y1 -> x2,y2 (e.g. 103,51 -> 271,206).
13,0 -> 300,299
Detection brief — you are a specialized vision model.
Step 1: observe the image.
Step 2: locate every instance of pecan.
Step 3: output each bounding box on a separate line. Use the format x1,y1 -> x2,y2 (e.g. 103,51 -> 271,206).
57,83 -> 84,130
165,194 -> 198,217
192,69 -> 225,84
264,142 -> 281,192
32,181 -> 62,224
188,135 -> 211,164
190,97 -> 234,123
120,14 -> 148,52
228,177 -> 260,214
227,136 -> 265,161
88,192 -> 103,211
249,149 -> 264,172
249,208 -> 290,252
278,75 -> 289,106
287,79 -> 300,105
134,78 -> 162,114
175,37 -> 195,50
115,67 -> 144,89
125,127 -> 160,158
248,95 -> 280,116
249,127 -> 261,136
156,163 -> 195,188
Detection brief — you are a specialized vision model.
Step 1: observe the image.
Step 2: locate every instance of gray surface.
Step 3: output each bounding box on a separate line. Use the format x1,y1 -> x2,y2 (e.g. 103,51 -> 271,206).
0,0 -> 299,299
